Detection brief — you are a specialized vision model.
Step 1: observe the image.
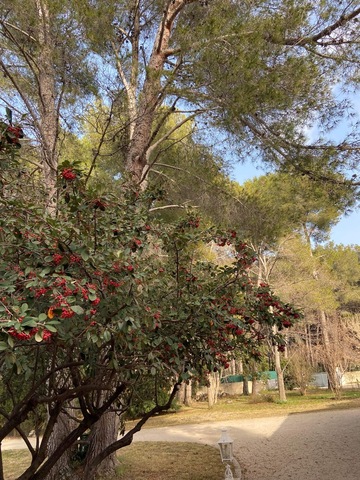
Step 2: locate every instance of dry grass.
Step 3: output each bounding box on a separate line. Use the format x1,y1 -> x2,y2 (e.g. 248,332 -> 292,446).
2,443 -> 224,480
116,442 -> 225,480
129,389 -> 360,429
3,450 -> 31,480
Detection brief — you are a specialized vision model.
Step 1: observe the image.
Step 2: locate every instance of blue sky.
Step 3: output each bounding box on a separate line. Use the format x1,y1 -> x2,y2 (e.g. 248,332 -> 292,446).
329,210 -> 360,246
231,161 -> 359,247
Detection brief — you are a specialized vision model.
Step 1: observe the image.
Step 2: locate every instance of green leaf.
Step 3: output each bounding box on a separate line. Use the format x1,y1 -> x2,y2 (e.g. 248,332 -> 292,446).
35,331 -> 43,342
45,324 -> 57,333
71,305 -> 84,315
21,318 -> 37,327
38,313 -> 48,322
80,251 -> 89,261
5,352 -> 16,366
39,267 -> 51,277
6,107 -> 12,124
103,330 -> 111,342
0,341 -> 8,351
20,303 -> 29,313
47,320 -> 61,326
111,358 -> 119,370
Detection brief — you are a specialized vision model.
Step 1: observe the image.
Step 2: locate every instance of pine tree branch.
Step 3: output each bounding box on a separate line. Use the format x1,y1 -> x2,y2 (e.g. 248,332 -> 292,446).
281,7 -> 360,46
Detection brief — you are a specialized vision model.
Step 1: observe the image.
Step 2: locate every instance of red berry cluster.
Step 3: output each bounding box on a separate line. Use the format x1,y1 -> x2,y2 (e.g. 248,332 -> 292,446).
5,125 -> 24,145
188,217 -> 200,228
52,253 -> 64,265
8,326 -> 52,341
35,287 -> 48,298
61,168 -> 77,181
69,254 -> 81,264
0,121 -> 24,150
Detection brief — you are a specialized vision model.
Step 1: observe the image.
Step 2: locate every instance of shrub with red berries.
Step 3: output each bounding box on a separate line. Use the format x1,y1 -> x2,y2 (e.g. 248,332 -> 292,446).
0,150 -> 302,477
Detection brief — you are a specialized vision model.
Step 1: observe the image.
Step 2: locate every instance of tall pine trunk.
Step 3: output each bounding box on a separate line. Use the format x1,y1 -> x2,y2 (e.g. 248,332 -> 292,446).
319,310 -> 342,398
35,0 -> 59,213
274,348 -> 286,401
273,326 -> 287,402
125,0 -> 189,185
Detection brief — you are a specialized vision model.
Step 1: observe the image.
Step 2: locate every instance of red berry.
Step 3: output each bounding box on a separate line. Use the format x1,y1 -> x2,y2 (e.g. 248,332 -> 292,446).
61,168 -> 77,181
52,253 -> 64,265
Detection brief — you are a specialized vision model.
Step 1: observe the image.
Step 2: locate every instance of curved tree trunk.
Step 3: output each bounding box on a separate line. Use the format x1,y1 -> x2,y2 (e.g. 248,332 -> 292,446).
125,0 -> 189,185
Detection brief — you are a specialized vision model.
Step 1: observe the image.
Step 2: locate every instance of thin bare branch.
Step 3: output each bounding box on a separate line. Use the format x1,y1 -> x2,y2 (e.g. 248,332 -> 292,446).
1,20 -> 37,42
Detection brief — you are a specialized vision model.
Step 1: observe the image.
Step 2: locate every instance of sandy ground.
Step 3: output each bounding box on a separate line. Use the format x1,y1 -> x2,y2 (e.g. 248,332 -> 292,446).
3,408 -> 360,479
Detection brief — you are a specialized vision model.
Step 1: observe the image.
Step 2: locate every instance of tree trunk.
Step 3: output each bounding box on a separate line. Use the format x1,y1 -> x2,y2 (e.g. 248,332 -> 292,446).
45,407 -> 79,480
82,412 -> 120,480
125,0 -> 187,185
243,377 -> 250,396
184,382 -> 192,406
274,348 -> 287,402
273,326 -> 287,402
177,382 -> 192,406
319,310 -> 342,397
35,0 -> 59,213
207,372 -> 220,407
251,376 -> 259,397
249,361 -> 260,397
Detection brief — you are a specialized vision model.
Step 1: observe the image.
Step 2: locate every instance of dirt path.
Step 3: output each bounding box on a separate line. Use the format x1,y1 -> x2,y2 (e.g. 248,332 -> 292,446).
3,408 -> 360,479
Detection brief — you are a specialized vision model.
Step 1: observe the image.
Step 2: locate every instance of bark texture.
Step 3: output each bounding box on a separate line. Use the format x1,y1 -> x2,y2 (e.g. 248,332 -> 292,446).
82,412 -> 120,479
45,408 -> 79,480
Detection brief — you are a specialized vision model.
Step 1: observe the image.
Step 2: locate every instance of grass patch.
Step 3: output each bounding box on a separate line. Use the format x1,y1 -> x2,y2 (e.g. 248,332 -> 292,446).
3,443 -> 224,480
3,449 -> 31,480
117,442 -> 224,480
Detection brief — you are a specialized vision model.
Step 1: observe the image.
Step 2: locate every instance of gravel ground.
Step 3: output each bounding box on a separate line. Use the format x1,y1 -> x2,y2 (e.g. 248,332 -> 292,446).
3,408 -> 360,479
